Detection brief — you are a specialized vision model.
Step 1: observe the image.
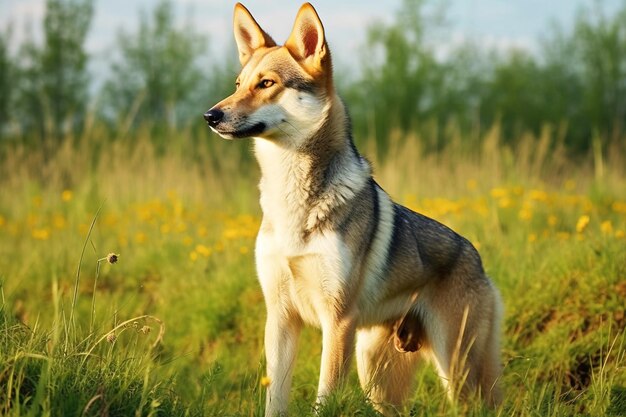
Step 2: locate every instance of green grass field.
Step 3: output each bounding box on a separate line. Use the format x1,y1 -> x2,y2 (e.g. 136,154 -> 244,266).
0,128 -> 625,416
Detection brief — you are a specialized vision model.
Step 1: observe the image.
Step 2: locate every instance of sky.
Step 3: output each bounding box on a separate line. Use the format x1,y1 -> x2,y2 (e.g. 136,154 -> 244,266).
1,0 -> 623,79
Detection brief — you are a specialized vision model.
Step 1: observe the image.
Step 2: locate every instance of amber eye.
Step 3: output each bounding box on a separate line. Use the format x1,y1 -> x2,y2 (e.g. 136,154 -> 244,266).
258,79 -> 275,89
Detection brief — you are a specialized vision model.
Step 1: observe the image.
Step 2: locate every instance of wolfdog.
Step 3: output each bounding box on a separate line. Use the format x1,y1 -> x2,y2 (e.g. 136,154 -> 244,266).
204,3 -> 502,415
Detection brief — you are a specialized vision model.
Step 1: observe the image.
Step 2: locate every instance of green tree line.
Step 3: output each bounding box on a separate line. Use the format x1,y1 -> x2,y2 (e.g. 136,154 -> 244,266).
0,0 -> 624,153
346,0 -> 626,153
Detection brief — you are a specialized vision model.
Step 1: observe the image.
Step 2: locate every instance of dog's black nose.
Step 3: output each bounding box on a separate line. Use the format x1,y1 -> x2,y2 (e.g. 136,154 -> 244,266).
203,109 -> 224,127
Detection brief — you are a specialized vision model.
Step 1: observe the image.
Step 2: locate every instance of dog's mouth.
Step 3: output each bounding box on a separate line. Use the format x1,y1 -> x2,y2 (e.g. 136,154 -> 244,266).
208,122 -> 267,139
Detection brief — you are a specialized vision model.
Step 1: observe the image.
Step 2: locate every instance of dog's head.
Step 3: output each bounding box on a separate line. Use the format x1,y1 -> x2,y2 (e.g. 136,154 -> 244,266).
204,3 -> 333,142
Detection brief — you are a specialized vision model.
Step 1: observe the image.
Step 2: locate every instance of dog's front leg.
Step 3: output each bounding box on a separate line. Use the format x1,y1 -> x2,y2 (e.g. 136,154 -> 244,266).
264,308 -> 301,417
316,312 -> 358,405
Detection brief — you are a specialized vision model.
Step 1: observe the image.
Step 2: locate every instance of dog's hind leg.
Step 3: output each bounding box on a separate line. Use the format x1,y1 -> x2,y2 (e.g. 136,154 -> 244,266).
356,325 -> 421,416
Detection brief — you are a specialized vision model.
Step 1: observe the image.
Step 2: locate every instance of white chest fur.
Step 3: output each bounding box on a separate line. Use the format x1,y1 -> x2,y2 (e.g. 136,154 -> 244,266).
253,138 -> 371,326
255,139 -> 313,252
256,228 -> 352,326
254,138 -> 369,249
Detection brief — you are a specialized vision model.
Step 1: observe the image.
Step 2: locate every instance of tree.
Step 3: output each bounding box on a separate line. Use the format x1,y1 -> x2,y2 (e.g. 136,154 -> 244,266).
573,3 -> 626,146
347,0 -> 446,150
345,0 -> 493,151
101,0 -> 206,132
346,0 -> 626,154
14,0 -> 94,142
0,31 -> 12,132
479,51 -> 545,141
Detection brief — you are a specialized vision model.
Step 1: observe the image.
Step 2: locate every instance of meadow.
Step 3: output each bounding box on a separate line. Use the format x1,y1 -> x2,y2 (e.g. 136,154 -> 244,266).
0,125 -> 625,417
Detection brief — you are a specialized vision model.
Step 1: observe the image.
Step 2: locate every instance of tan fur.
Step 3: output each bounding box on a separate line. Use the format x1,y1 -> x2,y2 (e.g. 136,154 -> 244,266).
204,3 -> 503,416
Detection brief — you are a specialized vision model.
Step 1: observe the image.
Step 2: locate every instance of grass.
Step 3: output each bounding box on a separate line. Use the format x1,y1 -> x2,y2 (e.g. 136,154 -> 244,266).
0,124 -> 625,416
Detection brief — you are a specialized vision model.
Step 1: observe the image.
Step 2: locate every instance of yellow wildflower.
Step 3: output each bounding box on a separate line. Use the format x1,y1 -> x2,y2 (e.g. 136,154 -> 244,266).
78,223 -> 89,236
529,190 -> 548,202
223,228 -> 239,239
600,220 -> 613,235
547,215 -> 558,227
518,208 -> 533,221
103,214 -> 118,226
135,232 -> 147,244
471,199 -> 489,217
118,235 -> 129,247
557,232 -> 571,240
576,215 -> 590,233
195,244 -> 212,257
260,376 -> 271,388
32,228 -> 50,240
612,202 -> 626,213
490,188 -> 508,198
498,197 -> 513,208
174,221 -> 187,233
52,214 -> 67,229
61,190 -> 73,202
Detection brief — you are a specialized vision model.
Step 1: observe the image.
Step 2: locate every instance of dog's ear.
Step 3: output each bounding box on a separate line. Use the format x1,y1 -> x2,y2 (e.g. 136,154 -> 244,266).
233,3 -> 276,66
285,3 -> 328,71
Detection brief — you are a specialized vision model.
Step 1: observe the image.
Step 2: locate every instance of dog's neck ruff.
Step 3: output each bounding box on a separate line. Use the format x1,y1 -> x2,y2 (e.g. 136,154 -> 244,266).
254,97 -> 371,242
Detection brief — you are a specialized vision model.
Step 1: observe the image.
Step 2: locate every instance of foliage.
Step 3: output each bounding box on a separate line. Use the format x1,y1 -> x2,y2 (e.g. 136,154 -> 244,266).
572,4 -> 626,145
479,3 -> 626,152
0,31 -> 11,130
42,0 -> 94,138
11,0 -> 94,142
100,0 -> 207,134
345,0 -> 448,151
346,0 -> 626,154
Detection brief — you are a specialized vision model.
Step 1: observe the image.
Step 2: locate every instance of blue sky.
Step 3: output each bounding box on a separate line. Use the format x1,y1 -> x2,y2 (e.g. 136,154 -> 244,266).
1,0 -> 623,73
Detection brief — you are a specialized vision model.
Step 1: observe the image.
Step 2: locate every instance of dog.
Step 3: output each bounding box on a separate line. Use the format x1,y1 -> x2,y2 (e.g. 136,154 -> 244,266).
204,3 -> 503,415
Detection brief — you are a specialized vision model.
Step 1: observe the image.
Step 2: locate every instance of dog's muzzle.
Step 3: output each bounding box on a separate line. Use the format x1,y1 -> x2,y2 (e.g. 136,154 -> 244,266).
203,108 -> 224,128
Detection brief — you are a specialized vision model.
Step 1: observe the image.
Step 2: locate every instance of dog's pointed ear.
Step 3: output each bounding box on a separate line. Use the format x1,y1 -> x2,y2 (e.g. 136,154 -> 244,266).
233,3 -> 276,66
285,3 -> 328,70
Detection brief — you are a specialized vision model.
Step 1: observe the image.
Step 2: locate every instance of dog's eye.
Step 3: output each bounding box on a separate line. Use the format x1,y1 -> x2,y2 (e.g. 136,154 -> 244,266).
235,81 -> 240,89
258,79 -> 275,89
